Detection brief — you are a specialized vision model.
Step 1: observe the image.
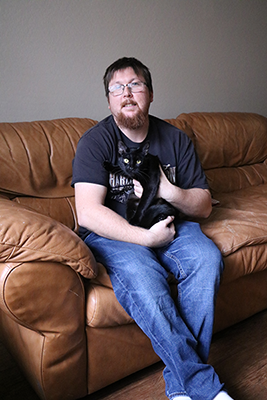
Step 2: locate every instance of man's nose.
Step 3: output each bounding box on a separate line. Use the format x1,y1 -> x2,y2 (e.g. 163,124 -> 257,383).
123,85 -> 133,97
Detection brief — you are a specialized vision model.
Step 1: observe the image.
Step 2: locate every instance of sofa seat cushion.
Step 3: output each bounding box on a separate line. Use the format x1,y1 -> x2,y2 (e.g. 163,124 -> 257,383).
85,283 -> 134,328
85,263 -> 134,328
213,184 -> 267,214
85,184 -> 267,328
200,184 -> 267,282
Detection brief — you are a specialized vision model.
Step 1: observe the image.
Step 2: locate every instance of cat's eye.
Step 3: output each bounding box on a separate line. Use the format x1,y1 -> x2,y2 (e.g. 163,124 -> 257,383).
136,160 -> 142,165
124,158 -> 129,164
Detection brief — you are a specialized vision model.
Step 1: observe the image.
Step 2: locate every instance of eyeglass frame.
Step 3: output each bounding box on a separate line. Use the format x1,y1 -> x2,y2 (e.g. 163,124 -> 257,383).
108,81 -> 148,97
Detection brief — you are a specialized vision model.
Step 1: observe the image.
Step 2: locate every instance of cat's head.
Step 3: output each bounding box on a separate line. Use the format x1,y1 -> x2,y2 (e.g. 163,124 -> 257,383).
117,140 -> 150,177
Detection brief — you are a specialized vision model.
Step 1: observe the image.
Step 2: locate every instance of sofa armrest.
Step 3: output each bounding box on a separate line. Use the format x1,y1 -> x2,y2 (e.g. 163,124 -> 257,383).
0,198 -> 97,278
0,260 -> 88,400
0,261 -> 85,330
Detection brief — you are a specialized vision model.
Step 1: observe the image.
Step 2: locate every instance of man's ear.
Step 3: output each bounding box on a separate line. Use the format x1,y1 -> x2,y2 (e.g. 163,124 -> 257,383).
150,91 -> 154,103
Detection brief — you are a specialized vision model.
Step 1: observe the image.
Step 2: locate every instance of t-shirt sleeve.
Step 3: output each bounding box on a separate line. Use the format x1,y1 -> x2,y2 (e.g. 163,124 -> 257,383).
176,132 -> 209,190
71,130 -> 110,187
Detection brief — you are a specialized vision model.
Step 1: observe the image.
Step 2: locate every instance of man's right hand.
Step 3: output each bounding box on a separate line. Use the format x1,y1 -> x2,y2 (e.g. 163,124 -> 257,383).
146,216 -> 176,248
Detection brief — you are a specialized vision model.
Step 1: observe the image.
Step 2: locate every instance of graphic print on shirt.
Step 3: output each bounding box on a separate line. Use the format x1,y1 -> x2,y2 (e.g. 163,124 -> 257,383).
108,164 -> 176,204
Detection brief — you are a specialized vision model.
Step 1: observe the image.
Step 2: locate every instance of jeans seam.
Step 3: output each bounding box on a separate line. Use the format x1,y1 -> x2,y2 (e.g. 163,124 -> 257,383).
162,250 -> 187,281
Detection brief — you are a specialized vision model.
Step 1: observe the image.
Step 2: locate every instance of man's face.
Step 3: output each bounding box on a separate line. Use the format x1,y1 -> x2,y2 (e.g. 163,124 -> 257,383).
107,67 -> 153,130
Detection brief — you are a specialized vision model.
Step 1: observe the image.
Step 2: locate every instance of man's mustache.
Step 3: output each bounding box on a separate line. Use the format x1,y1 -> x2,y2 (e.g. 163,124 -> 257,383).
121,100 -> 138,108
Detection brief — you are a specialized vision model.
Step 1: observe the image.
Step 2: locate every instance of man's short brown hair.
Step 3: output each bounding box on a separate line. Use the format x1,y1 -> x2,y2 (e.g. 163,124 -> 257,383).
103,57 -> 153,97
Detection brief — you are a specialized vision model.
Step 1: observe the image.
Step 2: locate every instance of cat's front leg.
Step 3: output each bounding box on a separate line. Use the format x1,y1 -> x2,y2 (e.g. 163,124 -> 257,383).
128,193 -> 152,226
126,191 -> 140,222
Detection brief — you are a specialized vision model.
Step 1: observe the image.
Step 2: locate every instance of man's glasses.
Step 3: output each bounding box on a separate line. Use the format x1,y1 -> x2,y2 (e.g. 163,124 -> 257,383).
108,81 -> 147,97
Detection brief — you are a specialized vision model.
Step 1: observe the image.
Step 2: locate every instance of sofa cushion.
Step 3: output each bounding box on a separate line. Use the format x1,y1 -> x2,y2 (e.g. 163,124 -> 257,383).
84,278 -> 178,328
205,160 -> 267,193
200,184 -> 267,281
13,196 -> 78,232
85,283 -> 133,328
202,207 -> 267,256
174,112 -> 267,193
0,199 -> 97,278
0,118 -> 97,198
176,112 -> 267,169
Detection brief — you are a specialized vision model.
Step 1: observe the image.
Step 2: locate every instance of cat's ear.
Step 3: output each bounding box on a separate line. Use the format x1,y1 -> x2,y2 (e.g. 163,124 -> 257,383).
142,141 -> 150,155
118,140 -> 128,155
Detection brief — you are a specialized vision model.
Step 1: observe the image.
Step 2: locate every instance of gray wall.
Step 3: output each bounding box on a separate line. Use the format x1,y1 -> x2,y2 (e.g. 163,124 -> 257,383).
1,0 -> 266,122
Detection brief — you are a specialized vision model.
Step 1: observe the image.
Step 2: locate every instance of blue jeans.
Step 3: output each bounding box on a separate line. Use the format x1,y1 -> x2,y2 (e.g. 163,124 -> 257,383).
85,220 -> 225,400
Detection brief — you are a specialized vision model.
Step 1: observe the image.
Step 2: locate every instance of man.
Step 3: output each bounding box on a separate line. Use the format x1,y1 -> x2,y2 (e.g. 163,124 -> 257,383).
72,57 -> 233,400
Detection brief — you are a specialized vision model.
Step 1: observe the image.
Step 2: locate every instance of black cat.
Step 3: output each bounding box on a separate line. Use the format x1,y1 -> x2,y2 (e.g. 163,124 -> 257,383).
104,140 -> 177,229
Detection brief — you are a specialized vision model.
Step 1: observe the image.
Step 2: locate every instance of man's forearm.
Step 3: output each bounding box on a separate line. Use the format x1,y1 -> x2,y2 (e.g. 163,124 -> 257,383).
157,168 -> 212,218
166,187 -> 212,218
75,182 -> 175,248
78,203 -> 145,243
77,203 -> 175,248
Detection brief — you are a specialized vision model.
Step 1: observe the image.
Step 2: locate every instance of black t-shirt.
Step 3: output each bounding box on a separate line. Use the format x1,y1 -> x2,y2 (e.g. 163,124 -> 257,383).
72,115 -> 209,239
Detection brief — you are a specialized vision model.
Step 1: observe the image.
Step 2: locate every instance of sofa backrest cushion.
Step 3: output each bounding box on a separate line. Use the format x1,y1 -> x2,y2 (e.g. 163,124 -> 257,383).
0,118 -> 97,229
1,113 -> 267,224
0,118 -> 97,197
170,112 -> 267,193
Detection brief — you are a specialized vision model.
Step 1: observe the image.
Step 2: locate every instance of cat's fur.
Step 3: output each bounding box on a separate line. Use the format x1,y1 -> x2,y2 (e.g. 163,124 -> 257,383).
104,140 -> 177,229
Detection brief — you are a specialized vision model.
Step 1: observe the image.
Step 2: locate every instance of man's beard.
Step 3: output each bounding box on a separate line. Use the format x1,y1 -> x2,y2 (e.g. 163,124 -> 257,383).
115,102 -> 147,130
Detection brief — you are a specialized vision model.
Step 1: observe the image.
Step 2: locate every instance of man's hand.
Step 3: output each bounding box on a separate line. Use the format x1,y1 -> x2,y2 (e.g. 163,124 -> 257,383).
157,165 -> 173,200
146,216 -> 176,248
133,168 -> 168,200
133,179 -> 143,198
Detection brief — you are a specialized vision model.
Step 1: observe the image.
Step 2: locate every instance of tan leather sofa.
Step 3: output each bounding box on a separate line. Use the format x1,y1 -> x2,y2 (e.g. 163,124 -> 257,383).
0,112 -> 267,400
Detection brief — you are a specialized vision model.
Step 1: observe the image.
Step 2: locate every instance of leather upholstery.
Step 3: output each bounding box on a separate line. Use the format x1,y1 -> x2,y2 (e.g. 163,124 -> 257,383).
0,112 -> 267,399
